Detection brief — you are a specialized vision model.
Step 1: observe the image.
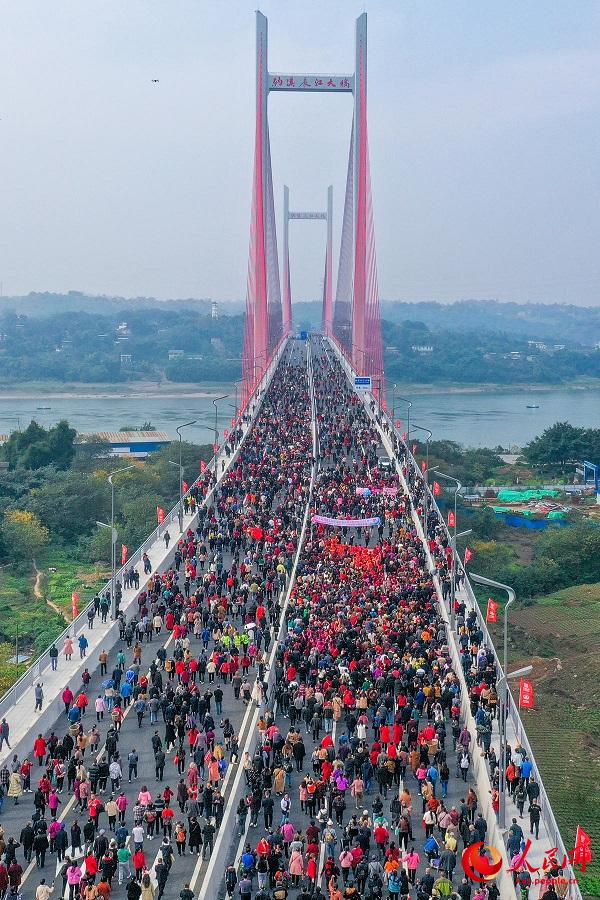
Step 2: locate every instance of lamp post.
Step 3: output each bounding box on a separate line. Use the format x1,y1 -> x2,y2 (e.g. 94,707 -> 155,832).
396,397 -> 412,446
173,421 -> 196,532
212,395 -> 229,475
106,466 -> 134,618
96,519 -> 119,620
409,424 -> 432,533
390,383 -> 398,419
429,467 -> 464,626
469,571 -> 516,829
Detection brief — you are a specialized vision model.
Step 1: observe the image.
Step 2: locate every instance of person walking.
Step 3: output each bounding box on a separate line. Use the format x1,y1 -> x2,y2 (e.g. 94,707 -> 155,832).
34,683 -> 44,712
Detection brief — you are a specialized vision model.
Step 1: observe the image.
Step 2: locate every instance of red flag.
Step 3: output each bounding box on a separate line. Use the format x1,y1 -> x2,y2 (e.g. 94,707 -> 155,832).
200,460 -> 207,473
448,510 -> 456,527
121,545 -> 128,566
464,547 -> 473,564
433,481 -> 441,496
402,431 -> 407,441
224,428 -> 229,439
157,507 -> 165,524
487,598 -> 498,623
71,592 -> 79,618
182,480 -> 189,494
519,679 -> 534,709
413,443 -> 418,454
574,826 -> 593,872
231,417 -> 236,428
213,443 -> 219,454
421,460 -> 427,473
396,420 -> 401,429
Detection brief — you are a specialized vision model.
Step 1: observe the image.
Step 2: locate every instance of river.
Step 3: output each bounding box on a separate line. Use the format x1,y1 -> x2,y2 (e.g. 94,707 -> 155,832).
1,386 -> 600,450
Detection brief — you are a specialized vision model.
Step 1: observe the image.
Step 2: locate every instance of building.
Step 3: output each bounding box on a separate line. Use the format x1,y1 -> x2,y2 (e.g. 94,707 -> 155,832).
78,431 -> 172,458
211,300 -> 218,319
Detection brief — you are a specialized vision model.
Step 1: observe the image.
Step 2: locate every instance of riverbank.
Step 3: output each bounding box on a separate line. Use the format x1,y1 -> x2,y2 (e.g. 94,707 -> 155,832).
0,380 -> 236,399
1,376 -> 600,400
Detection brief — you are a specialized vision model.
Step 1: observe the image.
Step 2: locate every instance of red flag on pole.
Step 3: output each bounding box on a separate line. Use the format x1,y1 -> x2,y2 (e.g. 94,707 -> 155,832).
224,428 -> 229,439
464,547 -> 473,564
519,679 -> 534,708
421,460 -> 427,473
213,443 -> 219,454
182,480 -> 189,494
433,481 -> 441,496
487,598 -> 498,623
71,593 -> 79,618
574,826 -> 593,872
448,510 -> 456,527
231,417 -> 236,428
121,545 -> 128,566
157,507 -> 165,524
396,420 -> 401,429
200,460 -> 207,473
413,444 -> 418,454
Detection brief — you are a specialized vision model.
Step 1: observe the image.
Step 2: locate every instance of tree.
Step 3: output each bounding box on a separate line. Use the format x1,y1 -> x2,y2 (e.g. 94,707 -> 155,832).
524,422 -> 587,473
1,419 -> 76,470
2,510 -> 49,567
26,472 -> 109,543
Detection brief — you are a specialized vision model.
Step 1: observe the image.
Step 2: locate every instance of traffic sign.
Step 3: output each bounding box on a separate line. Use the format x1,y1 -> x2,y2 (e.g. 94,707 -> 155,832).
354,376 -> 372,391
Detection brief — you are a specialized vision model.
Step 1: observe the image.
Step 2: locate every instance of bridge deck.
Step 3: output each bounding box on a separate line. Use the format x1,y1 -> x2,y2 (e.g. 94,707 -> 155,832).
0,336 -> 576,900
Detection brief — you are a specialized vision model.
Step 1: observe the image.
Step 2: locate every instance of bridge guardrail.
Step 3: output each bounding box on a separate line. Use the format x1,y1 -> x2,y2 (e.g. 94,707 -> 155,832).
324,335 -> 581,897
412,441 -> 583,897
0,336 -> 290,718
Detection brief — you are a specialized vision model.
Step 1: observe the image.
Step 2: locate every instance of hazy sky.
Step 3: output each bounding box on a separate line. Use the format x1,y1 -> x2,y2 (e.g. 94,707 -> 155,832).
2,1 -> 600,306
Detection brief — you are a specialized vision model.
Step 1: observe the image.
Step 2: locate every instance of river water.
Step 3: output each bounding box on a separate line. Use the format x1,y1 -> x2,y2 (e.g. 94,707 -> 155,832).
1,387 -> 600,450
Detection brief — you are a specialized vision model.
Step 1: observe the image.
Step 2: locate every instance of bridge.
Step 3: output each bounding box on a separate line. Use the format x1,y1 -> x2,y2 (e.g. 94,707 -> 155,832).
0,13 -> 583,900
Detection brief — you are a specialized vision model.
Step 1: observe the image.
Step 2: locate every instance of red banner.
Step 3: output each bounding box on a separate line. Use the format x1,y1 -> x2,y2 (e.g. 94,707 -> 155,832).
519,679 -> 534,708
487,598 -> 498,623
448,510 -> 456,527
421,460 -> 427,473
413,444 -> 418,454
464,547 -> 473,564
200,460 -> 207,473
182,480 -> 189,494
574,826 -> 593,872
231,417 -> 236,428
72,592 -> 79,618
224,428 -> 229,439
402,432 -> 406,441
213,443 -> 219,454
121,545 -> 128,566
433,481 -> 441,496
157,507 -> 165,524
396,420 -> 401,429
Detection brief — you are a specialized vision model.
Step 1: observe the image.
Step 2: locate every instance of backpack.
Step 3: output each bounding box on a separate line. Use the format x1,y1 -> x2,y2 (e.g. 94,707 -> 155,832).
324,829 -> 335,843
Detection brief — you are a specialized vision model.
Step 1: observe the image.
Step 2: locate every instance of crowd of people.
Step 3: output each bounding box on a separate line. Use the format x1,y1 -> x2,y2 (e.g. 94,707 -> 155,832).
0,340 -> 564,900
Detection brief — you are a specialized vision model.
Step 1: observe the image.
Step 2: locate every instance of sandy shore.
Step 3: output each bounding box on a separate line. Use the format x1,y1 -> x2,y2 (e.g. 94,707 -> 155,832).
0,380 -> 598,400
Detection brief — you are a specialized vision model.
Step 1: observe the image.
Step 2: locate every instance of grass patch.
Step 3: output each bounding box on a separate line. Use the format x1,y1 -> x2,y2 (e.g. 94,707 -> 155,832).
481,582 -> 600,894
0,549 -> 110,690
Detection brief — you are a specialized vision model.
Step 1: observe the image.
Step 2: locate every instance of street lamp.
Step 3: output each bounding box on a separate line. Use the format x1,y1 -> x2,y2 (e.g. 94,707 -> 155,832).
212,395 -> 229,475
409,424 -> 432,533
469,572 -> 516,830
390,383 -> 398,419
429,467 -> 464,626
172,421 -> 196,532
106,466 -> 135,618
96,519 -> 119,620
396,397 -> 412,447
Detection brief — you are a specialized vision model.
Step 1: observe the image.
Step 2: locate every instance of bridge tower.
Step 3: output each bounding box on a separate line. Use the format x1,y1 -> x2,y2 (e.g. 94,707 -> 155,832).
241,12 -> 385,407
282,186 -> 333,337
